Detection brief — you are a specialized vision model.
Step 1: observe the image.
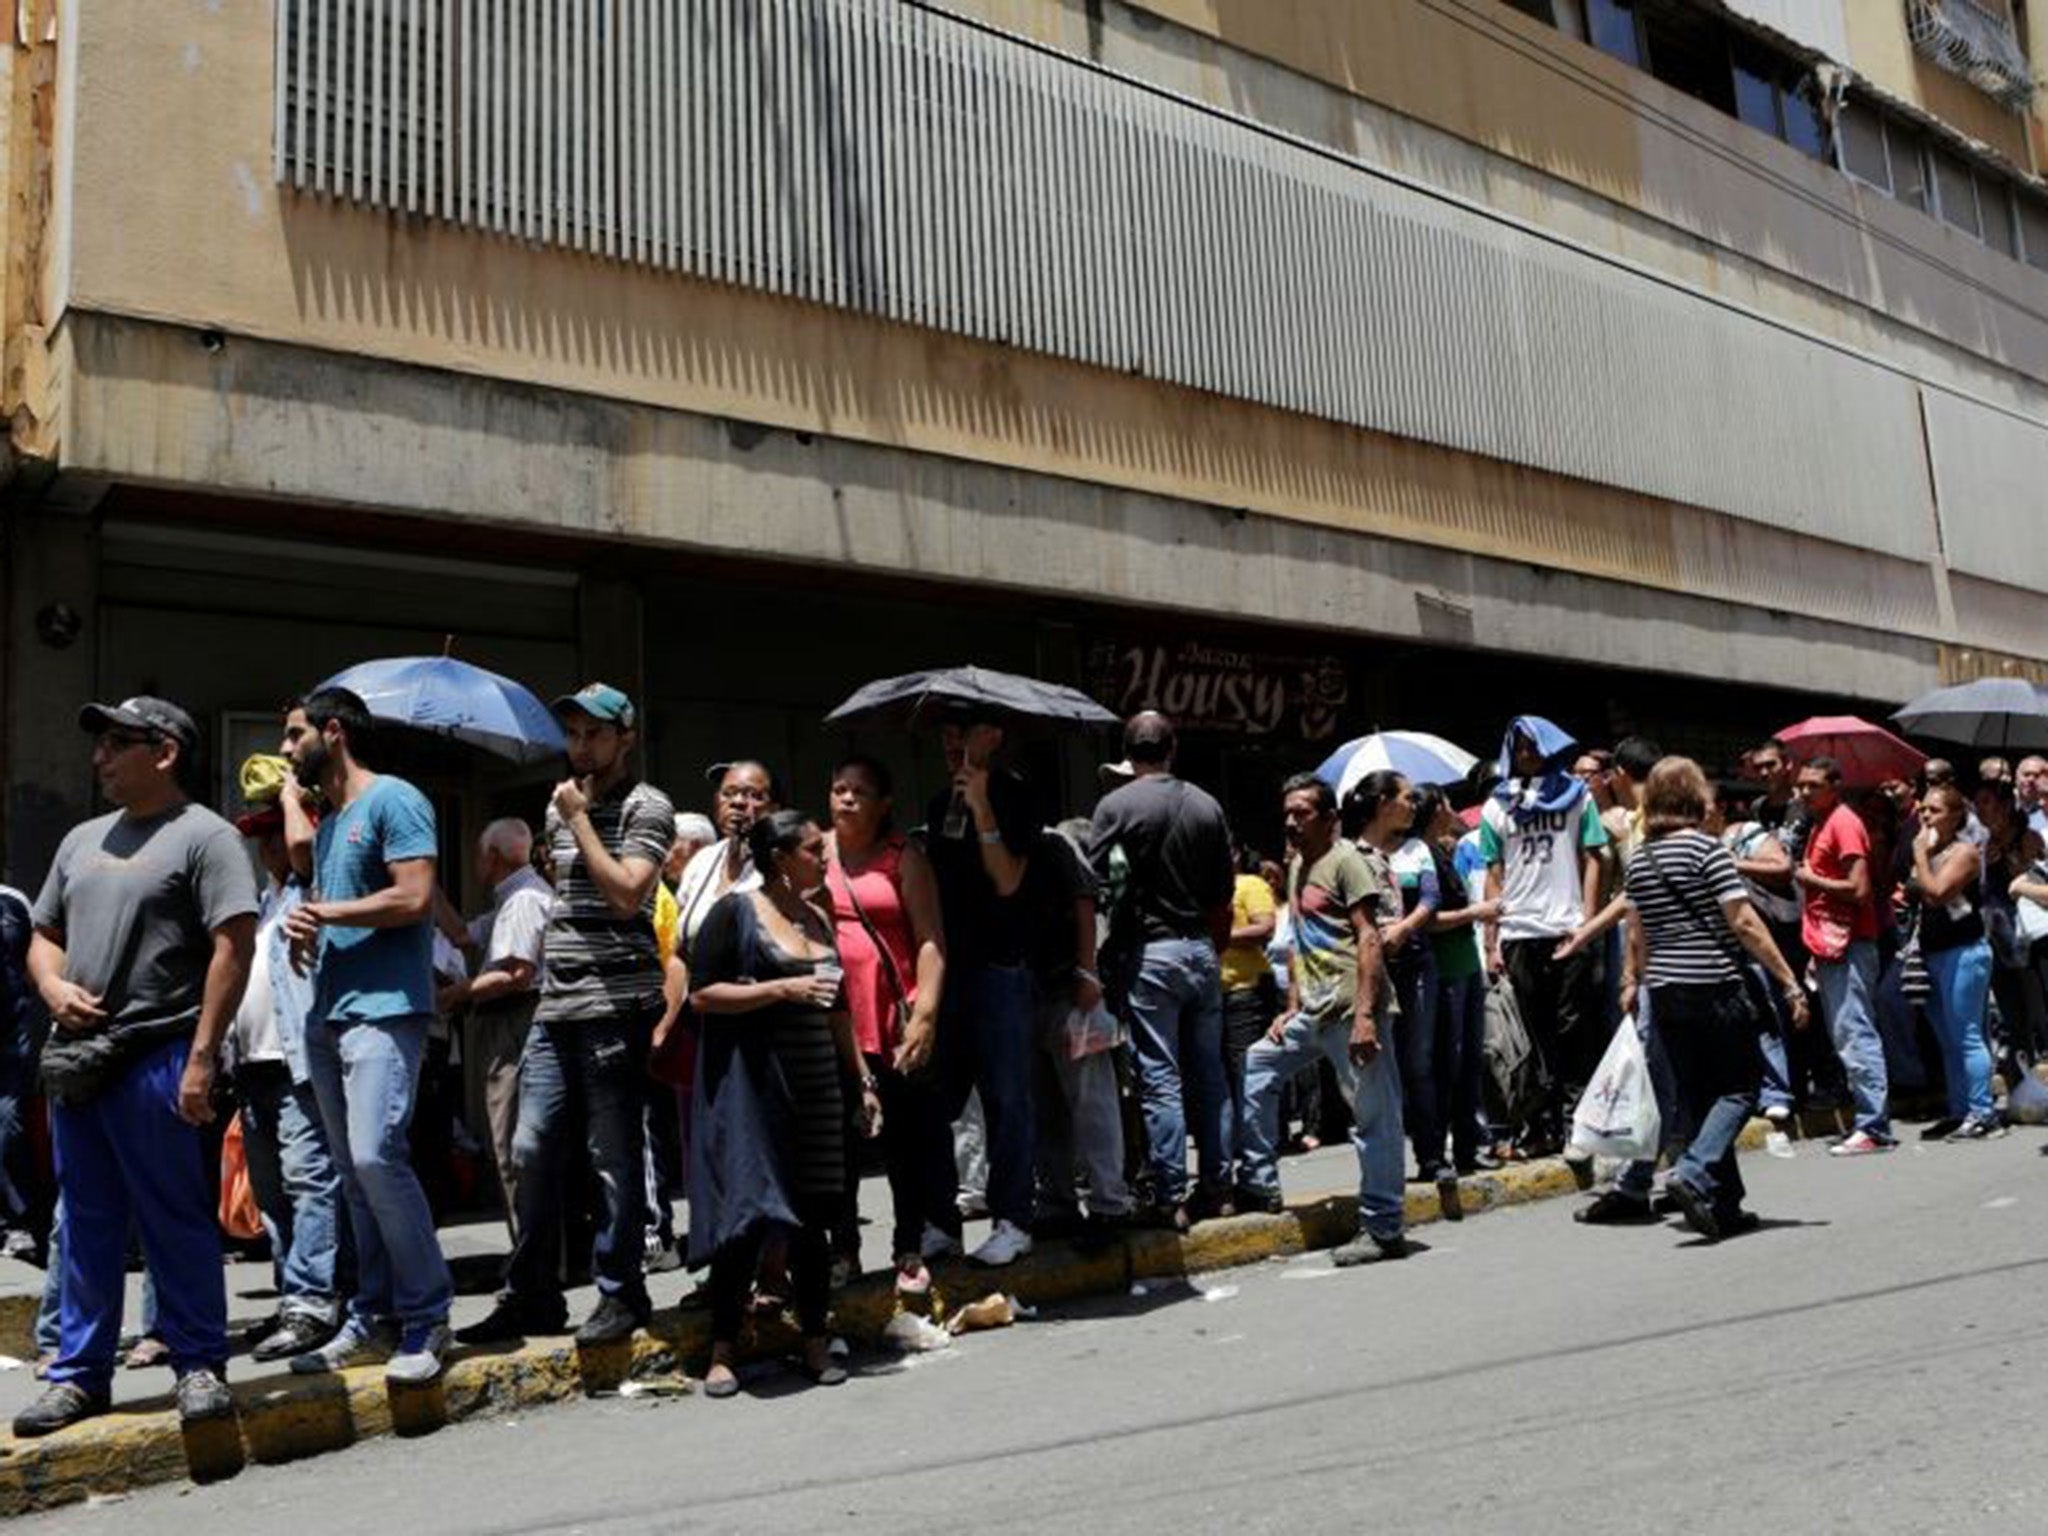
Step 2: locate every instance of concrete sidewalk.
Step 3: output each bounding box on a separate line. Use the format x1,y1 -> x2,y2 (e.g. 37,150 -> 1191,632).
0,1119 -> 1794,1518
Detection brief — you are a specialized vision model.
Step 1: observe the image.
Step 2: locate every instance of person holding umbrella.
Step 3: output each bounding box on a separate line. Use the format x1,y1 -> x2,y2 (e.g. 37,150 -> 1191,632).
462,684 -> 675,1347
1793,757 -> 1893,1156
923,709 -> 1043,1266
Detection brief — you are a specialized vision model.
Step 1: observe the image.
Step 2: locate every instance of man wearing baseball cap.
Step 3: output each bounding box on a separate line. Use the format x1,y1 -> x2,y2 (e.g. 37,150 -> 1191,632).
227,756 -> 347,1365
462,683 -> 674,1347
15,697 -> 256,1437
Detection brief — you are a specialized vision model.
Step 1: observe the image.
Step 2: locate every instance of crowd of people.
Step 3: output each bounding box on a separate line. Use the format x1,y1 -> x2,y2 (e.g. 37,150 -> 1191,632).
5,680 -> 2044,1434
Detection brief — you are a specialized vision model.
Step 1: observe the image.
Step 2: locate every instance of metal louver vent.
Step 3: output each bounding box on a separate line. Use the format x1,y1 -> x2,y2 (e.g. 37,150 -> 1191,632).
271,0 -> 1959,563
1907,0 -> 2035,109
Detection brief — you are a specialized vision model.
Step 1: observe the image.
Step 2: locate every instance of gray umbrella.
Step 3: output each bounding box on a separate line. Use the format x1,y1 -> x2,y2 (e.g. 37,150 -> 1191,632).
1892,678 -> 2048,751
824,665 -> 1120,730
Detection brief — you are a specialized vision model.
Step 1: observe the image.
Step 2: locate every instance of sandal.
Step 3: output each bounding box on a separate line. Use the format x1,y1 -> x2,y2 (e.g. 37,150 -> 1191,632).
894,1255 -> 932,1297
124,1336 -> 171,1371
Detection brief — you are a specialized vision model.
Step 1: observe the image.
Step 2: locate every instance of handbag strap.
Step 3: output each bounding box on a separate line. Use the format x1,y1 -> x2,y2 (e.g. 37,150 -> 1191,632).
834,845 -> 911,1011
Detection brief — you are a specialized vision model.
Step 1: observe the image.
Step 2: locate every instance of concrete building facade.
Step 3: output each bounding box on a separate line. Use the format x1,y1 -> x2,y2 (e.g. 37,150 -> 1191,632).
5,0 -> 2048,883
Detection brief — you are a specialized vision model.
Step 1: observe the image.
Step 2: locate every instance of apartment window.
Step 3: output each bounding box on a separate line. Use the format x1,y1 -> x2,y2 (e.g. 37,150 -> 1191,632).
2018,195 -> 2048,271
1586,0 -> 1641,64
1981,178 -> 2019,255
1641,3 -> 1736,114
1887,119 -> 1931,211
1501,0 -> 1558,22
1838,98 -> 1893,190
1934,148 -> 1982,236
1732,44 -> 1782,137
1781,75 -> 1826,158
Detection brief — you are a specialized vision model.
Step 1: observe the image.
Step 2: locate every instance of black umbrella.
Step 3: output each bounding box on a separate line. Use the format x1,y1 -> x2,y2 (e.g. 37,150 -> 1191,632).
824,665 -> 1120,730
1892,678 -> 2048,752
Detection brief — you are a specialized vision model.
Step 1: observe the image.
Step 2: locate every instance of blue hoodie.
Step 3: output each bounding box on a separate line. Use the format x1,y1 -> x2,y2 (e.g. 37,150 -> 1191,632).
1492,715 -> 1586,824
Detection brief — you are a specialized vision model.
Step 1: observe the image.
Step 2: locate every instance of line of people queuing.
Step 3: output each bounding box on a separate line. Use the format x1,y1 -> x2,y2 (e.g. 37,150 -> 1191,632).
7,685 -> 2045,1433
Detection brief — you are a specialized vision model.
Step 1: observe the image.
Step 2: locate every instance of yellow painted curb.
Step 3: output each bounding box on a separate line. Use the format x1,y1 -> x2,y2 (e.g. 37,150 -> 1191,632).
0,1122 -> 1789,1516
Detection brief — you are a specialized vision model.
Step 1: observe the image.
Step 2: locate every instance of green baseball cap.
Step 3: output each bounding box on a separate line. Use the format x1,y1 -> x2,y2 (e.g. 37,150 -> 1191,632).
552,682 -> 637,730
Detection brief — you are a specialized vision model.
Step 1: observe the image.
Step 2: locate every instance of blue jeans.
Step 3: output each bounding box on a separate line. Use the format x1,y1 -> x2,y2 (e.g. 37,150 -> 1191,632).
940,965 -> 1039,1228
1656,982 -> 1762,1218
1924,940 -> 1995,1122
1817,940 -> 1891,1139
1437,970 -> 1491,1169
306,1014 -> 453,1330
49,1037 -> 227,1394
507,1010 -> 657,1310
1390,947 -> 1447,1178
1752,962 -> 1796,1114
239,1062 -> 347,1323
1125,938 -> 1232,1206
1239,1003 -> 1405,1241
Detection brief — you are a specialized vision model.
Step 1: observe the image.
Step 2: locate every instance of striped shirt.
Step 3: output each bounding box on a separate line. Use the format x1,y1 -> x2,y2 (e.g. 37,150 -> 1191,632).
1624,830 -> 1749,989
536,780 -> 676,1023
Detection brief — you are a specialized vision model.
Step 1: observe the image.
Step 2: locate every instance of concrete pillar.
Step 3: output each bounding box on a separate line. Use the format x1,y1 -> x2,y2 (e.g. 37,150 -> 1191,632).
3,507 -> 99,889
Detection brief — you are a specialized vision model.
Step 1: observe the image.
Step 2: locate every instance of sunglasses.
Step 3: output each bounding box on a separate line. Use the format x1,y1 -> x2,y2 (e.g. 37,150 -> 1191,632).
96,730 -> 161,753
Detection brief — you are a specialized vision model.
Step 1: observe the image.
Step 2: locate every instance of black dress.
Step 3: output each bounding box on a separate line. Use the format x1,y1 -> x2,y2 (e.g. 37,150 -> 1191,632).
685,892 -> 846,1268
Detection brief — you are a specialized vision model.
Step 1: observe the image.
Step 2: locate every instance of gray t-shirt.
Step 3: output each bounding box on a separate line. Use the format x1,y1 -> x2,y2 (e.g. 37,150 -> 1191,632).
31,802 -> 257,1047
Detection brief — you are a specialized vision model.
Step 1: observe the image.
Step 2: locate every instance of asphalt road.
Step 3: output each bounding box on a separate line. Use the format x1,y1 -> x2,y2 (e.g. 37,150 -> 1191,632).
22,1131 -> 2048,1536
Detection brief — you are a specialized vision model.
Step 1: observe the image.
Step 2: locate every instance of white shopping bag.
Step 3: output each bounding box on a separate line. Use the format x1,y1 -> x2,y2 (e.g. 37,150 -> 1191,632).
1063,1001 -> 1127,1061
1568,1016 -> 1660,1162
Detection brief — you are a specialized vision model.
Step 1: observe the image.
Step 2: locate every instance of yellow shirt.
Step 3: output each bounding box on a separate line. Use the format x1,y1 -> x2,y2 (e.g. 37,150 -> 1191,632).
653,881 -> 681,968
1219,873 -> 1275,993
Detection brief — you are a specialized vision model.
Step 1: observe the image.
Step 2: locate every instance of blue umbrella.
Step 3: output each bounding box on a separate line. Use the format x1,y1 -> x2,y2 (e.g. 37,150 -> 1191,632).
317,656 -> 566,765
1316,730 -> 1480,801
1893,678 -> 2048,752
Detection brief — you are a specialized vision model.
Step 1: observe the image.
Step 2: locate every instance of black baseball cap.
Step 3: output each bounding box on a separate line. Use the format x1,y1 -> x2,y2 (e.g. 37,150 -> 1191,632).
79,696 -> 197,753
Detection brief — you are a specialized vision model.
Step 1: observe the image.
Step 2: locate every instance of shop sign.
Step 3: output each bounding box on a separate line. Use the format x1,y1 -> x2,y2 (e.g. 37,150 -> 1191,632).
1089,638 -> 1349,742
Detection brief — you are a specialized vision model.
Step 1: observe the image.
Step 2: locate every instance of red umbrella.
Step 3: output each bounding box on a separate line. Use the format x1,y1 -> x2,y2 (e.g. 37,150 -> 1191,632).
1775,715 -> 1926,788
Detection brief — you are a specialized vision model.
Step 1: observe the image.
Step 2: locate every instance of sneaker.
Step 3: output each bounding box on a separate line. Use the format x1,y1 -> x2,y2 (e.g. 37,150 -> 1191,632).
968,1220 -> 1033,1267
455,1297 -> 566,1347
1436,1172 -> 1464,1222
1946,1115 -> 2007,1142
1665,1178 -> 1723,1242
1762,1103 -> 1792,1125
1920,1117 -> 1963,1141
1574,1190 -> 1654,1225
173,1366 -> 235,1424
1764,1130 -> 1796,1160
643,1239 -> 684,1276
573,1295 -> 649,1347
1828,1130 -> 1891,1157
918,1224 -> 964,1261
1330,1231 -> 1408,1267
289,1317 -> 398,1375
386,1322 -> 453,1385
11,1381 -> 109,1438
251,1312 -> 337,1364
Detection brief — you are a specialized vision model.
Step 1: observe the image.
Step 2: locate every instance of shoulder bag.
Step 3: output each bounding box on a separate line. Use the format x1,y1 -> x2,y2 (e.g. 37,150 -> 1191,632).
835,851 -> 914,1055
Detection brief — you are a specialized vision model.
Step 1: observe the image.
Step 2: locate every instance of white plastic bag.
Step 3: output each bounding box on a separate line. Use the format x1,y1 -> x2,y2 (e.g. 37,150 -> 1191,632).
1064,1001 -> 1126,1061
1568,1016 -> 1660,1162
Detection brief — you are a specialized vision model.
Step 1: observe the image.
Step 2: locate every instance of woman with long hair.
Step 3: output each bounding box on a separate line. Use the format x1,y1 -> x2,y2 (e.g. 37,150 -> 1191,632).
823,756 -> 952,1294
1415,786 -> 1501,1192
688,810 -> 881,1397
1353,772 -> 1449,1203
1907,784 -> 2001,1140
1622,758 -> 1807,1239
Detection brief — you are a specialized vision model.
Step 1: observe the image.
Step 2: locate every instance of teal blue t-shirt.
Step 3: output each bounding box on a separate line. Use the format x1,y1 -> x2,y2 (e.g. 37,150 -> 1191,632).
312,775 -> 438,1024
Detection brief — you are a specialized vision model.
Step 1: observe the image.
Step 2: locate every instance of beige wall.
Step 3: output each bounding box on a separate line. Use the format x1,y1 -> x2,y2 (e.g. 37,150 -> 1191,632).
32,0 -> 2048,670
